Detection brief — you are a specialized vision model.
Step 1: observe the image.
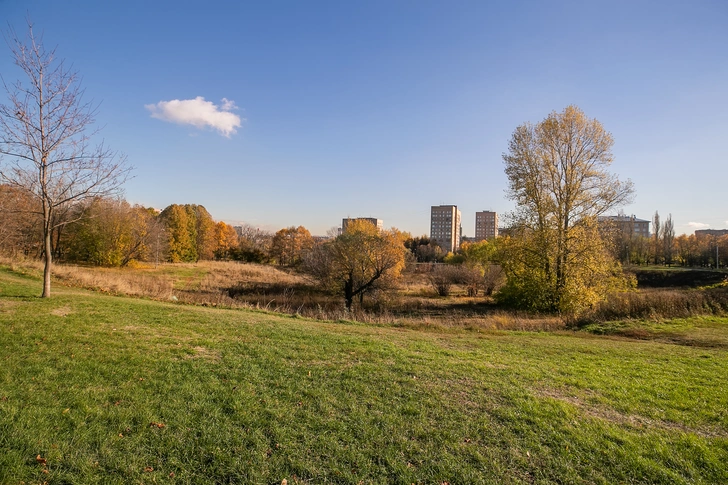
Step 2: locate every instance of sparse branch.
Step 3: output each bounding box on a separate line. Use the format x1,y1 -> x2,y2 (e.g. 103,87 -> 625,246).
0,21 -> 132,297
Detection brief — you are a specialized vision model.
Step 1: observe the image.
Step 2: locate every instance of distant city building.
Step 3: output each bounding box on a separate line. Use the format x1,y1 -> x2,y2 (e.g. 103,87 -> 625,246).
695,229 -> 728,238
341,217 -> 383,233
430,205 -> 461,253
599,215 -> 650,238
474,211 -> 498,241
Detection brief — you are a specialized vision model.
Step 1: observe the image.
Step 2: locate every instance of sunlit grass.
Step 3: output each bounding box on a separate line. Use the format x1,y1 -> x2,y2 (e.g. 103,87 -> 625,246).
1,266 -> 726,483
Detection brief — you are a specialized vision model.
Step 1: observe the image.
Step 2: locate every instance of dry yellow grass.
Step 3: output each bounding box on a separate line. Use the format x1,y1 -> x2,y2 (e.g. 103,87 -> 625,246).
0,256 -> 566,330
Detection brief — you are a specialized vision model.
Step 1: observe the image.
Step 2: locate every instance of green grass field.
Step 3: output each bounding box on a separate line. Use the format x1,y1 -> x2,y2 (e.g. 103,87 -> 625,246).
1,266 -> 727,484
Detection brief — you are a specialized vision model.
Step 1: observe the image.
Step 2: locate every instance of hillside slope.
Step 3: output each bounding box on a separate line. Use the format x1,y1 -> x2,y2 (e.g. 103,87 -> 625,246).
1,267 -> 726,484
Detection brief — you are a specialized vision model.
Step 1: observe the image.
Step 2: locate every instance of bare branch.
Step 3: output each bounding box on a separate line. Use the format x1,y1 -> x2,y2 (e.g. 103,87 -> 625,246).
0,21 -> 132,297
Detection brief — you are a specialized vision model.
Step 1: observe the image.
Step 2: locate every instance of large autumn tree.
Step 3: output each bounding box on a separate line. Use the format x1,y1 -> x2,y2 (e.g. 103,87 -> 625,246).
499,106 -> 634,314
270,226 -> 313,267
305,220 -> 407,310
0,24 -> 130,297
159,204 -> 216,262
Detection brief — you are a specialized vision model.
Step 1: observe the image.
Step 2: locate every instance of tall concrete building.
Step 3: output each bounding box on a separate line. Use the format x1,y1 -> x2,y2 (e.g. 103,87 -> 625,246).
474,211 -> 498,241
341,217 -> 383,233
430,205 -> 461,253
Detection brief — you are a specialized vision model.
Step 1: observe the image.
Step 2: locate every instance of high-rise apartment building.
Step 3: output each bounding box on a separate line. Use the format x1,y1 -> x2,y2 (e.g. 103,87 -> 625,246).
474,211 -> 498,241
430,205 -> 461,253
341,217 -> 383,233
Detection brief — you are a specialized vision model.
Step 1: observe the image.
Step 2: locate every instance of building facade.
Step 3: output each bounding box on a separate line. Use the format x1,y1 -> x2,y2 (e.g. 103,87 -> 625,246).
695,229 -> 728,238
474,211 -> 498,241
341,217 -> 383,233
599,215 -> 650,238
430,205 -> 461,253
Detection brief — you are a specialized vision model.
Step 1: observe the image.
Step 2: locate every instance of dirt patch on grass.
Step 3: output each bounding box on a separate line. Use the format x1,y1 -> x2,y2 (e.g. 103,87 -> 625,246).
535,387 -> 727,439
185,346 -> 221,361
51,306 -> 73,317
0,300 -> 19,312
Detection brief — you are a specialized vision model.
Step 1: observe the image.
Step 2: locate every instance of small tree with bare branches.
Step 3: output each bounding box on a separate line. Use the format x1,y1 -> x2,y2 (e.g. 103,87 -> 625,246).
0,23 -> 131,297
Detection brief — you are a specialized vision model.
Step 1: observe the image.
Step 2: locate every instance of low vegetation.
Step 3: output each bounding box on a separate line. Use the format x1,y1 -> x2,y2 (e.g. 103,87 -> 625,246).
1,265 -> 727,483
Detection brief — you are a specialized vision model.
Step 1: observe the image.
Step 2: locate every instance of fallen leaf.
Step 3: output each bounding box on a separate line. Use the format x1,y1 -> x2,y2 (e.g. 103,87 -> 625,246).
36,455 -> 47,465
144,466 -> 154,472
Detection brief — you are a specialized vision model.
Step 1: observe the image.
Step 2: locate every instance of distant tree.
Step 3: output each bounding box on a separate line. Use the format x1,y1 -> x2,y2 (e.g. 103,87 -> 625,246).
191,205 -> 216,261
304,220 -> 406,310
213,221 -> 239,260
429,265 -> 463,297
232,224 -> 270,263
0,24 -> 131,296
235,224 -> 272,263
0,184 -> 41,256
459,240 -> 505,296
662,214 -> 675,266
482,264 -> 506,296
428,264 -> 483,297
270,226 -> 313,266
64,198 -> 155,266
718,235 -> 728,269
158,204 -> 217,262
652,211 -> 662,265
500,106 -> 634,314
627,235 -> 650,266
674,234 -> 692,267
415,243 -> 444,263
442,252 -> 466,265
160,204 -> 196,262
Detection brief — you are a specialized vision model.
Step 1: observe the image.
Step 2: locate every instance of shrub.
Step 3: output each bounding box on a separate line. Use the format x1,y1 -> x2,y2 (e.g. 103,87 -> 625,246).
577,286 -> 728,324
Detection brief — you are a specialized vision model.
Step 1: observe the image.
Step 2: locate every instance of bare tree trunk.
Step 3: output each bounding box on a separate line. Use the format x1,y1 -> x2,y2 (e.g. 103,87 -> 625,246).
42,216 -> 52,298
0,24 -> 130,297
344,276 -> 354,311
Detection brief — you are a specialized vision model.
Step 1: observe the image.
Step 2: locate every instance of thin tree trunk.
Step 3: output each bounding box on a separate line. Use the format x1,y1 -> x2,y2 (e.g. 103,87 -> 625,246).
42,223 -> 52,298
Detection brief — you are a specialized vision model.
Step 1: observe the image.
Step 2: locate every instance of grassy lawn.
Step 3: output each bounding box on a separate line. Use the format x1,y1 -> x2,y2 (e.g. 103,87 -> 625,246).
1,267 -> 727,484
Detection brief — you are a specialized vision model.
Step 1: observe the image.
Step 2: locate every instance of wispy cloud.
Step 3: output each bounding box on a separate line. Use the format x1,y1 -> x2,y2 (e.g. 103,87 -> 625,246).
145,97 -> 243,137
688,222 -> 710,229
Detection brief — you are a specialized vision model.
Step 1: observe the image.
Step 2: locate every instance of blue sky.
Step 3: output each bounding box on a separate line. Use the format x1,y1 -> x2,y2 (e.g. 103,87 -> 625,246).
1,0 -> 726,236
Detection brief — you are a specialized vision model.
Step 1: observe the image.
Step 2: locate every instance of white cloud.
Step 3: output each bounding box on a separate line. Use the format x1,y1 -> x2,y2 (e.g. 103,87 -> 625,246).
145,97 -> 243,137
688,222 -> 710,229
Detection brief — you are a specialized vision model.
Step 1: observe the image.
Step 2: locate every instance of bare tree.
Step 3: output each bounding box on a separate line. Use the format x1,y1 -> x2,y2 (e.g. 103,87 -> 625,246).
0,23 -> 131,296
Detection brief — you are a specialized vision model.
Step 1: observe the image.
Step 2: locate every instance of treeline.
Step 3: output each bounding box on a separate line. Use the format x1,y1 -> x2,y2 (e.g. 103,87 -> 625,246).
606,211 -> 728,268
0,187 -> 274,266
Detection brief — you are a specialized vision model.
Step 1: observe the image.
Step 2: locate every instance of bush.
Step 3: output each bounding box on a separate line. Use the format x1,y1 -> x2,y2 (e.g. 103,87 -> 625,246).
577,286 -> 728,324
429,265 -> 478,296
